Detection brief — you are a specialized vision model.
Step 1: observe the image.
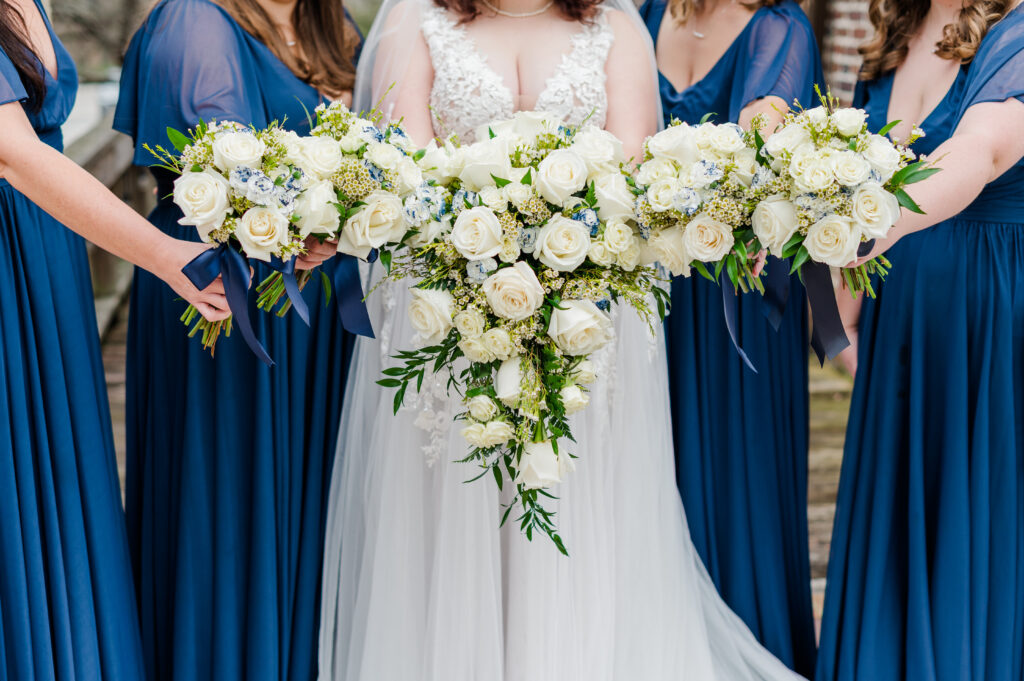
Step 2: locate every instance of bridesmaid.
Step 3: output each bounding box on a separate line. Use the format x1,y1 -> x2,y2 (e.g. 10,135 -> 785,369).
114,1 -> 361,680
639,0 -> 821,674
0,0 -> 231,678
819,1 -> 1024,680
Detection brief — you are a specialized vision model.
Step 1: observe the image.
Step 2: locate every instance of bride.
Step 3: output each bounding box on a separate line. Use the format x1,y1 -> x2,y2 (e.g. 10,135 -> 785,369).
319,0 -> 807,679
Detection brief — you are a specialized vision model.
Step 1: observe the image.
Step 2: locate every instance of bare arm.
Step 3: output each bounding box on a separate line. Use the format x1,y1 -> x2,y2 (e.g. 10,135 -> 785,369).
0,102 -> 230,320
603,10 -> 660,162
738,95 -> 789,134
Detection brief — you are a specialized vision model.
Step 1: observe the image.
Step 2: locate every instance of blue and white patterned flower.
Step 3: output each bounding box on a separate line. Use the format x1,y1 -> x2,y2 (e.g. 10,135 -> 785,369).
751,165 -> 776,189
283,168 -> 306,194
229,166 -> 256,193
518,227 -> 539,254
595,298 -> 611,312
360,124 -> 384,144
571,208 -> 600,236
453,189 -> 479,214
466,257 -> 499,284
245,172 -> 276,206
363,161 -> 385,185
672,187 -> 702,216
274,187 -> 296,213
693,159 -> 724,187
404,196 -> 432,226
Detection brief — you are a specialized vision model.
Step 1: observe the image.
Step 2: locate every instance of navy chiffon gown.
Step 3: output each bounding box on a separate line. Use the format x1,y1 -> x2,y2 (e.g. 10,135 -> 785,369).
0,3 -> 145,680
640,1 -> 820,674
817,8 -> 1024,681
114,1 -> 357,679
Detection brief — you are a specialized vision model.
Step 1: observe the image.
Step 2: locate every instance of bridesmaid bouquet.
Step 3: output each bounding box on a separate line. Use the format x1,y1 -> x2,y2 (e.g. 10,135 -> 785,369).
379,112 -> 667,553
749,95 -> 935,297
633,118 -> 764,293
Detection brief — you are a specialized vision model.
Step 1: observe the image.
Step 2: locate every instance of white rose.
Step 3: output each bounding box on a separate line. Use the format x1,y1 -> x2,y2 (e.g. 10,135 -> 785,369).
296,136 -> 344,179
593,172 -> 636,220
617,239 -> 641,271
863,134 -> 901,182
450,206 -> 503,260
294,180 -> 340,238
408,216 -> 451,248
647,124 -> 699,166
418,139 -> 459,183
479,185 -> 508,212
560,385 -> 589,414
709,124 -> 745,155
646,177 -> 683,212
603,216 -> 635,254
851,182 -> 901,239
571,126 -> 625,179
535,149 -> 588,206
407,288 -> 455,346
636,157 -> 677,185
459,336 -> 494,363
462,421 -> 515,448
235,206 -> 290,261
482,327 -> 514,360
833,108 -> 867,137
365,141 -> 402,173
504,182 -> 533,208
454,309 -> 486,338
338,132 -> 365,154
830,150 -> 872,187
173,170 -> 231,240
804,214 -> 861,267
211,130 -> 265,172
751,194 -> 799,256
467,395 -> 499,421
793,158 -> 835,193
516,440 -> 564,489
574,359 -> 597,384
482,262 -> 545,321
647,225 -> 690,277
683,213 -> 734,263
732,147 -> 759,187
764,123 -> 811,158
588,240 -> 615,267
395,157 -> 423,196
804,106 -> 829,128
459,137 -> 513,191
495,356 -> 523,406
337,190 -> 406,259
535,215 -> 591,271
547,300 -> 613,356
510,111 -> 557,139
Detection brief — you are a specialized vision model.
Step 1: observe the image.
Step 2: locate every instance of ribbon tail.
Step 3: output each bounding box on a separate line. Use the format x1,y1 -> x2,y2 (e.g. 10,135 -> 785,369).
270,256 -> 310,326
221,248 -> 274,366
803,262 -> 850,366
760,256 -> 790,332
720,278 -> 757,374
333,255 -> 375,338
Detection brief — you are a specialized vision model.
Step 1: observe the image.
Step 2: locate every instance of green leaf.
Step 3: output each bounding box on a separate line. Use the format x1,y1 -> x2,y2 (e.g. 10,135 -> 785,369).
492,465 -> 503,491
902,166 -> 941,186
877,119 -> 901,137
376,378 -> 402,388
413,148 -> 427,162
521,168 -> 532,185
725,255 -> 739,289
585,181 -> 597,207
890,159 -> 929,186
848,138 -> 859,151
380,249 -> 393,273
893,187 -> 925,214
781,232 -> 804,259
381,367 -> 407,376
190,164 -> 203,173
789,246 -> 810,274
693,260 -> 715,282
488,127 -> 496,139
699,112 -> 717,124
713,256 -> 726,280
166,127 -> 190,153
491,174 -> 511,188
320,270 -> 332,306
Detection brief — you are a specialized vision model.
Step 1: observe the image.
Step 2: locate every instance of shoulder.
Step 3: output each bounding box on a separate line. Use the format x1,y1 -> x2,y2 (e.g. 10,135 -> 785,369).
749,0 -> 815,40
138,0 -> 242,43
602,7 -> 650,45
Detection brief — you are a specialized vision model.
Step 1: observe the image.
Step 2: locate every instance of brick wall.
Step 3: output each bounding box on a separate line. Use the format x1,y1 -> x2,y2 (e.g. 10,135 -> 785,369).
819,0 -> 872,105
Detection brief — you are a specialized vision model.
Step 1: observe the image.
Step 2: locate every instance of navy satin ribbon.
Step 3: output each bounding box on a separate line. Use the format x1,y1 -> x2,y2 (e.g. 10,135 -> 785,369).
268,255 -> 310,326
183,244 -> 274,366
803,261 -> 850,365
760,256 -> 790,332
333,254 -> 375,338
720,280 -> 757,373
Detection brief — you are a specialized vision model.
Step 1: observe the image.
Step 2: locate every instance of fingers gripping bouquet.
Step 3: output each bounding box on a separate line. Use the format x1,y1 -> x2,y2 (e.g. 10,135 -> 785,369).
748,92 -> 935,297
633,117 -> 765,293
380,112 -> 668,553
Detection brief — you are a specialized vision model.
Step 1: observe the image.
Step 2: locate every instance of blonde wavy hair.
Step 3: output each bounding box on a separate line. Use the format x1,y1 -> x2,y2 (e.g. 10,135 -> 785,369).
859,0 -> 1015,80
668,0 -> 783,25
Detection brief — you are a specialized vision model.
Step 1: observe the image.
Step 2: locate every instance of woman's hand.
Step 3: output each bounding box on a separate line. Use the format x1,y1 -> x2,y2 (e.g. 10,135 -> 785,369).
156,240 -> 232,322
296,236 -> 338,271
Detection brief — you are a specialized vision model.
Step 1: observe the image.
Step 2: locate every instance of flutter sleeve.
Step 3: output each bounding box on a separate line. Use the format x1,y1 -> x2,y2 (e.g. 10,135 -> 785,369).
730,1 -> 824,121
114,0 -> 259,166
0,48 -> 29,107
954,6 -> 1024,123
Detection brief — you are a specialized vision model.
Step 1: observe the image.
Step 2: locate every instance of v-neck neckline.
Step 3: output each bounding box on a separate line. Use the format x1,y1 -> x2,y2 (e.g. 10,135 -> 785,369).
880,66 -> 962,141
24,0 -> 63,83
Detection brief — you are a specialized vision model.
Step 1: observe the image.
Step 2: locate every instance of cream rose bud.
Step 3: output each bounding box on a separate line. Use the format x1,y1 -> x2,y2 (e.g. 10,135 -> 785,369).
560,385 -> 589,414
863,134 -> 901,182
764,122 -> 811,158
459,336 -> 494,363
647,124 -> 699,166
482,262 -> 545,321
851,182 -> 901,238
467,395 -> 499,422
337,190 -> 406,259
535,149 -> 588,206
408,288 -> 455,346
793,158 -> 835,193
479,185 -> 508,212
454,309 -> 486,338
297,136 -> 344,179
617,239 -> 641,271
646,177 -> 683,212
805,106 -> 829,128
571,126 -> 625,179
495,356 -> 523,406
294,180 -> 340,238
547,300 -> 613,356
516,440 -> 563,489
503,182 -> 533,208
636,157 -> 677,185
831,150 -> 872,187
732,147 -> 759,187
648,225 -> 691,277
174,170 -> 231,240
709,124 -> 745,155
235,206 -> 290,261
593,172 -> 635,220
482,327 -> 514,360
602,216 -> 635,254
751,194 -> 799,256
450,206 -> 503,260
573,359 -> 597,384
459,136 -> 513,191
338,132 -> 365,154
833,107 -> 867,137
462,421 -> 515,448
211,130 -> 266,172
804,214 -> 861,267
683,213 -> 735,263
588,241 -> 615,267
534,216 -> 590,271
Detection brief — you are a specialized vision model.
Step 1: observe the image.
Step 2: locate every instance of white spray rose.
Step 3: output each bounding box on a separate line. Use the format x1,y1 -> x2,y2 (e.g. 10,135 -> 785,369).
459,136 -> 513,191
296,136 -> 344,179
593,172 -> 636,220
365,141 -> 402,172
646,124 -> 699,166
805,106 -> 829,128
560,385 -> 589,414
793,158 -> 835,193
732,147 -> 759,187
709,124 -> 746,155
535,149 -> 588,206
588,241 -> 616,267
173,170 -> 231,240
212,130 -> 266,172
647,225 -> 691,277
804,215 -> 861,267
751,194 -> 799,256
831,150 -> 872,187
636,157 -> 677,185
617,239 -> 641,271
294,180 -> 340,238
574,359 -> 597,384
571,126 -> 625,179
495,356 -> 523,406
450,206 -> 503,260
454,309 -> 486,338
516,440 -> 563,489
395,157 -> 423,196
547,300 -> 613,356
337,190 -> 406,259
863,134 -> 902,182
482,262 -> 545,321
479,185 -> 508,212
504,181 -> 533,208
418,139 -> 460,184
482,327 -> 514,360
535,215 -> 590,271
832,108 -> 867,137
764,123 -> 811,158
603,216 -> 635,254
462,421 -> 515,448
459,336 -> 494,363
683,213 -> 734,263
235,206 -> 290,261
467,395 -> 499,421
646,177 -> 683,212
408,288 -> 455,346
851,182 -> 901,239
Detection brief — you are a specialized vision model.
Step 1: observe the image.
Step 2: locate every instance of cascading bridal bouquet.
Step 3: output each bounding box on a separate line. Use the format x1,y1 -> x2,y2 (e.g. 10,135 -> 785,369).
633,118 -> 765,293
749,93 -> 936,297
379,112 -> 668,553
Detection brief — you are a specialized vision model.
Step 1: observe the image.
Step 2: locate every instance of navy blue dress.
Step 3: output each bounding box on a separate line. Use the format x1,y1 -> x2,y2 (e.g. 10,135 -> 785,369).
817,8 -> 1024,681
0,3 -> 145,680
114,1 -> 356,679
640,1 -> 820,674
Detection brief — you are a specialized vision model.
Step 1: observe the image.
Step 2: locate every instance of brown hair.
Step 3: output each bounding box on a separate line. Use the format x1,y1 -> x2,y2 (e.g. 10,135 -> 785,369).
435,0 -> 601,23
668,0 -> 783,26
212,0 -> 358,96
0,0 -> 47,112
859,0 -> 1014,80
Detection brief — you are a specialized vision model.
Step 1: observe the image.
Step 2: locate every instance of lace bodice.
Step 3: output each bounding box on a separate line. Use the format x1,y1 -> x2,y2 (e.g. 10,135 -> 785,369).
420,3 -> 613,142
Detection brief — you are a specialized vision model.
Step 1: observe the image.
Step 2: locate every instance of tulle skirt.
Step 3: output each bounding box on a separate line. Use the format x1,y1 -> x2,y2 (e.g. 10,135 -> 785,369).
318,268 -> 806,681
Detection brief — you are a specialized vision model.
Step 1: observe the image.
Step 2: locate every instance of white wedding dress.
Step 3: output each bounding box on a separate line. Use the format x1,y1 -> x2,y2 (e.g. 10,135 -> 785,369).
318,3 -> 807,680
